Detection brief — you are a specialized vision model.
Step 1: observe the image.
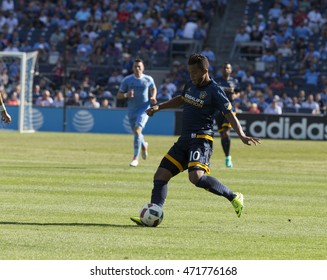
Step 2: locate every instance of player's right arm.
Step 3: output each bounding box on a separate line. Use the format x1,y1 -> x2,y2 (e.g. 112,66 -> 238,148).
146,95 -> 184,116
0,91 -> 12,124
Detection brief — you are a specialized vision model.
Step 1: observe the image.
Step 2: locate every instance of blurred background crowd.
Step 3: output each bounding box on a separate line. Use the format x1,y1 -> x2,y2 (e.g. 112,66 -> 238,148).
0,0 -> 326,115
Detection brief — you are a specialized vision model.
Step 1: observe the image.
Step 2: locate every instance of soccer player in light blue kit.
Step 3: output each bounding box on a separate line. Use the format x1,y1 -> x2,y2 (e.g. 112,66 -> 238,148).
117,58 -> 157,167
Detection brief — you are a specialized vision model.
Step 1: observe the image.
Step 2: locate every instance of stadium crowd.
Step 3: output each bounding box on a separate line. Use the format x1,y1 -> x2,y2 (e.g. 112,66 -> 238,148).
0,0 -> 326,115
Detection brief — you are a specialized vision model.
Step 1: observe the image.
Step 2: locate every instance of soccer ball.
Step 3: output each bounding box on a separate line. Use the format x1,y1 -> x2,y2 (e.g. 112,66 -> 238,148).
140,203 -> 163,227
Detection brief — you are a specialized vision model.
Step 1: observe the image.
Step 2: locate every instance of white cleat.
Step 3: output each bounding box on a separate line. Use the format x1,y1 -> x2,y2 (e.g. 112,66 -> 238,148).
129,159 -> 139,167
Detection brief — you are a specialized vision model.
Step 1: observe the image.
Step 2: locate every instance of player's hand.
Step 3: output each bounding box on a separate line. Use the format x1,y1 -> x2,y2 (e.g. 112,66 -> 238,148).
1,111 -> 12,124
146,105 -> 159,116
240,135 -> 261,146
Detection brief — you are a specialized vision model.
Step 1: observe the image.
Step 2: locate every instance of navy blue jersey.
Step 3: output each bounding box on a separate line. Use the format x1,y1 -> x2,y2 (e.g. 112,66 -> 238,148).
215,76 -> 240,102
181,79 -> 232,139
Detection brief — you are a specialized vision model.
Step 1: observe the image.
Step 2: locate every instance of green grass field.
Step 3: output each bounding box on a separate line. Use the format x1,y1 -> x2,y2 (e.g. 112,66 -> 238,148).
0,132 -> 326,260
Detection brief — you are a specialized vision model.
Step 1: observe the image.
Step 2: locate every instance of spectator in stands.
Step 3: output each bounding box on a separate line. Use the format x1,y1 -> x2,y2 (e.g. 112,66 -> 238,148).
315,93 -> 326,114
193,19 -> 207,41
19,39 -> 32,52
264,95 -> 282,114
35,89 -> 54,107
280,91 -> 292,108
120,52 -> 134,74
33,36 -> 50,62
301,93 -> 320,114
75,4 -> 91,23
294,20 -> 313,40
297,89 -> 306,104
304,64 -> 320,86
52,90 -> 64,107
108,69 -> 124,85
268,1 -> 283,20
90,45 -> 106,65
241,69 -> 255,85
277,10 -> 293,27
276,40 -> 293,60
156,85 -> 172,103
257,94 -> 269,112
319,86 -> 327,105
261,48 -> 277,62
76,34 -> 93,64
84,93 -> 100,108
4,11 -> 18,33
182,18 -> 198,39
254,76 -> 268,90
269,77 -> 285,90
286,96 -> 301,112
234,24 -> 250,43
293,6 -> 308,26
48,45 -> 60,65
249,89 -> 263,104
5,90 -> 19,106
261,28 -> 278,51
66,24 -> 81,49
101,98 -> 111,109
117,5 -> 130,22
307,5 -> 323,33
3,40 -> 18,52
201,46 -> 216,64
134,0 -> 148,13
248,102 -> 261,113
302,42 -> 321,68
233,64 -> 246,80
122,24 -> 137,44
1,0 -> 14,13
153,34 -> 169,55
66,92 -> 82,107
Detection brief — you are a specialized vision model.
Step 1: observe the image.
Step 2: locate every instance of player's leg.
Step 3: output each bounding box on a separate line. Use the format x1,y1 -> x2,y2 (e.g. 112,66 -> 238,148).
216,113 -> 233,167
131,140 -> 187,225
130,113 -> 149,166
151,140 -> 188,207
188,138 -> 243,217
220,126 -> 233,168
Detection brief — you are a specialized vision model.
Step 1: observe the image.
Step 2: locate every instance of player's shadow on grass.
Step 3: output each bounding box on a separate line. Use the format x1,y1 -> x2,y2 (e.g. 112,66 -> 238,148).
0,221 -> 135,228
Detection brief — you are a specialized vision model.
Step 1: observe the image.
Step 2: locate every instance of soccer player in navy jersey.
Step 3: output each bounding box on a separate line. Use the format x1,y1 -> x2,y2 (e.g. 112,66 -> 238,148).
0,91 -> 11,124
117,58 -> 157,167
215,62 -> 241,168
131,54 -> 260,226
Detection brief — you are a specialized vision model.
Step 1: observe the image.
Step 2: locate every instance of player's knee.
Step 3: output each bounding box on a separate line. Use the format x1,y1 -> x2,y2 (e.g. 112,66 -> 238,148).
154,167 -> 172,182
134,127 -> 142,134
188,171 -> 202,185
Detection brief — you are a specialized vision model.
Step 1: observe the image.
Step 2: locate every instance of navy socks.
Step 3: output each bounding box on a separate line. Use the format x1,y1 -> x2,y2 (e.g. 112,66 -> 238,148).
195,175 -> 235,201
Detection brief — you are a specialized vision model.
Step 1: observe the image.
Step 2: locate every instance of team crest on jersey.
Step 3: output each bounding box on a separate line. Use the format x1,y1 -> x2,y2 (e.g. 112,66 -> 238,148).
225,102 -> 232,110
199,91 -> 207,99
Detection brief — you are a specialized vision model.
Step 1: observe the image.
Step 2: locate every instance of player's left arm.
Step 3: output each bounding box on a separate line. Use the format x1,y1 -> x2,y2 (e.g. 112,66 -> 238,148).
149,83 -> 157,105
225,111 -> 260,146
0,92 -> 12,124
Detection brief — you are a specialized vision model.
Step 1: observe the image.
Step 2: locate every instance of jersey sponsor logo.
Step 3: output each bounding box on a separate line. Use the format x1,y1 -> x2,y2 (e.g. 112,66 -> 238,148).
199,91 -> 207,99
184,93 -> 204,108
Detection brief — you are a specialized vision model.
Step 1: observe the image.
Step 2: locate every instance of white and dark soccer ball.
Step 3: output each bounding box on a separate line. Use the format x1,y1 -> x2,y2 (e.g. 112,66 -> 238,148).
140,203 -> 163,227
